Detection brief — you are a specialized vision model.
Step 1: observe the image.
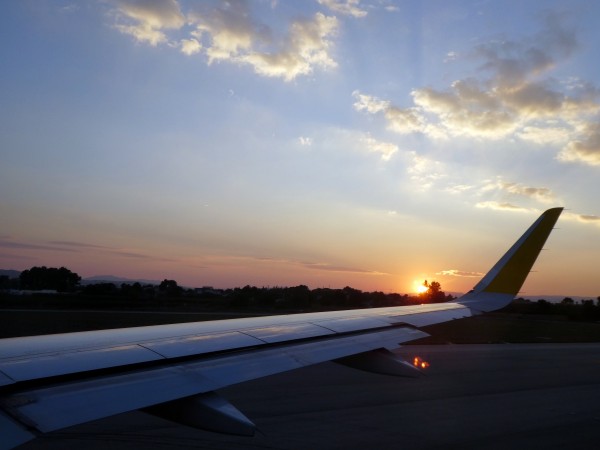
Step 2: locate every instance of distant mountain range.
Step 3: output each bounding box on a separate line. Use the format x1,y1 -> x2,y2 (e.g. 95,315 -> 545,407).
0,269 -> 20,279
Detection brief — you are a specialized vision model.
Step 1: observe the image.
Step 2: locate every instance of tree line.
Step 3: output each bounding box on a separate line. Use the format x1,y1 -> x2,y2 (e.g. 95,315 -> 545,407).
0,265 -> 453,310
4,266 -> 600,320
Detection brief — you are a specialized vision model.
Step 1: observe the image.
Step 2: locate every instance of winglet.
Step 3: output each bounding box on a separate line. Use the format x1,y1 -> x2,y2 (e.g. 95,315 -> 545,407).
459,207 -> 563,312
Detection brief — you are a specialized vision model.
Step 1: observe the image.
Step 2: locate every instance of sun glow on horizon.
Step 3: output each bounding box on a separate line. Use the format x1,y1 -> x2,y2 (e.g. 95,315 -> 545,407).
413,280 -> 428,294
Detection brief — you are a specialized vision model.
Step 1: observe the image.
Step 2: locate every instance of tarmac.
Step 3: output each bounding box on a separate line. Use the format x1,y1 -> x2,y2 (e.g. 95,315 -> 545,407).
18,343 -> 600,449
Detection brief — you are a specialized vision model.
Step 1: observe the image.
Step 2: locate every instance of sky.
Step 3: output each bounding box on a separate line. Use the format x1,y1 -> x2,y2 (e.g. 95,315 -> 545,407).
1,0 -> 599,297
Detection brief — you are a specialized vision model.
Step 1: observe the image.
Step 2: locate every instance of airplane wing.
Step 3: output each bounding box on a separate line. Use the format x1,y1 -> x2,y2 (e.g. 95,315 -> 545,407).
0,208 -> 563,448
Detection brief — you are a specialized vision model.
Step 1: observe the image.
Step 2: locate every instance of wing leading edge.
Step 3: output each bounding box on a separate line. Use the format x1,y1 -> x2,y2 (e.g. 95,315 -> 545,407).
0,208 -> 563,448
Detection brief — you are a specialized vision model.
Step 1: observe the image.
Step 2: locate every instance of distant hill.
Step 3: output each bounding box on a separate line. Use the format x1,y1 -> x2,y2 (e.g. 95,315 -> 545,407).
0,270 -> 20,279
81,275 -> 160,286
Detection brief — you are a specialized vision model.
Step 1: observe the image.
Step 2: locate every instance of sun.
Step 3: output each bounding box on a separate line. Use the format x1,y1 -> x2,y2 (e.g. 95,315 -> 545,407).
413,281 -> 428,294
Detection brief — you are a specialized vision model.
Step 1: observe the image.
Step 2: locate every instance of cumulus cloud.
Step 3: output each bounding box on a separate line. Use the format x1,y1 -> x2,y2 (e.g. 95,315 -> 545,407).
557,121 -> 600,166
436,269 -> 483,278
185,3 -> 338,80
235,13 -> 338,81
112,0 -> 185,46
318,0 -> 368,18
110,1 -> 338,81
188,1 -> 259,63
361,135 -> 398,161
180,38 -> 201,55
353,14 -> 600,166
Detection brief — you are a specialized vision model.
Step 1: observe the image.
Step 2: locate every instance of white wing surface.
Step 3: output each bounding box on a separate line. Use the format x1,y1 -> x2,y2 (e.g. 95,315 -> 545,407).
0,208 -> 563,448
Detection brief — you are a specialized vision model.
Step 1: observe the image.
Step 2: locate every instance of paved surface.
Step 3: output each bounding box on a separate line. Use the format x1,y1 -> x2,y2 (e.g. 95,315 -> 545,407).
19,343 -> 600,449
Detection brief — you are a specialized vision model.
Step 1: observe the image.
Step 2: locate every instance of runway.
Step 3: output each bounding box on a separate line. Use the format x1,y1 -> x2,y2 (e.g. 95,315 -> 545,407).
18,343 -> 600,449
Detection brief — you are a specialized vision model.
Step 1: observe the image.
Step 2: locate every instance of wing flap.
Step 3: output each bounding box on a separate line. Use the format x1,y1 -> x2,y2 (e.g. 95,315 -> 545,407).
141,331 -> 263,358
313,316 -> 391,332
242,323 -> 334,343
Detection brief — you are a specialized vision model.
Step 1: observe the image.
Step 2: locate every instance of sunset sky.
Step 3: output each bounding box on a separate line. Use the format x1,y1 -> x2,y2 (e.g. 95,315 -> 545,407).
1,0 -> 599,297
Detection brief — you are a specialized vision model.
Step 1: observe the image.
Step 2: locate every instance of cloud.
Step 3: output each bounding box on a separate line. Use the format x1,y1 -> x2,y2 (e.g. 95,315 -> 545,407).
578,214 -> 600,222
45,240 -> 172,261
235,13 -> 338,81
384,105 -> 427,135
180,38 -> 201,55
557,121 -> 600,166
517,125 -> 571,144
109,1 -> 339,81
299,136 -> 313,146
188,1 -> 259,63
301,261 -> 386,275
436,269 -> 483,278
353,13 -> 600,166
475,201 -> 529,212
497,182 -> 556,204
361,135 -> 398,161
0,238 -> 76,252
406,152 -> 446,190
444,178 -> 558,212
474,12 -> 577,89
226,254 -> 386,275
48,240 -> 110,249
189,4 -> 338,81
0,237 -> 177,264
445,184 -> 474,194
112,250 -> 154,259
112,0 -> 185,46
352,91 -> 390,114
444,51 -> 458,62
318,0 -> 368,18
563,211 -> 600,226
